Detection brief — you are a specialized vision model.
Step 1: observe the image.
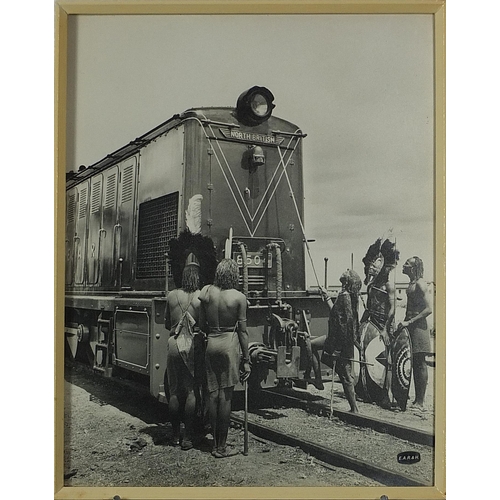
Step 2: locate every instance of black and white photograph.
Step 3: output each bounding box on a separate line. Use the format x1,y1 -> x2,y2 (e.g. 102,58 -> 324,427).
56,1 -> 445,498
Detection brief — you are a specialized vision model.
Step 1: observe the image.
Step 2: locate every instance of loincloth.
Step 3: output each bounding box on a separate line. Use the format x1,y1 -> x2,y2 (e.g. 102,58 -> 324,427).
408,324 -> 431,354
205,326 -> 239,392
166,334 -> 194,396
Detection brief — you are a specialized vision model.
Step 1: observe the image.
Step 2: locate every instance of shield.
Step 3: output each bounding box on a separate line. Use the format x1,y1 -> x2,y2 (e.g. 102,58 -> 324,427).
355,321 -> 389,403
391,327 -> 413,411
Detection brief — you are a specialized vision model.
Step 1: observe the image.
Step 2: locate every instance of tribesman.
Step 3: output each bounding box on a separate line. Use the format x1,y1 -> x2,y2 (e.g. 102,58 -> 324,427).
361,238 -> 399,341
316,269 -> 362,413
398,256 -> 432,411
164,254 -> 202,450
164,223 -> 218,449
358,238 -> 399,409
199,259 -> 251,458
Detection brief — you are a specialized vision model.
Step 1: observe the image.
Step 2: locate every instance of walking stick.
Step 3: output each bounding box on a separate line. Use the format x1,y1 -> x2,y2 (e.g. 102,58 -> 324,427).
329,359 -> 337,420
243,379 -> 249,456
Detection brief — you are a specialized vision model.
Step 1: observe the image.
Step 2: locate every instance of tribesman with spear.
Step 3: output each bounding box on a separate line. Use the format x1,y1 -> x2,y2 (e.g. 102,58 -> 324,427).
309,269 -> 363,413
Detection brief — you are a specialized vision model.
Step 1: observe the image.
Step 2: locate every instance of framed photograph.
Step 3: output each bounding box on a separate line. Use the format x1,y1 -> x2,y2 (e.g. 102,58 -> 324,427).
55,1 -> 445,499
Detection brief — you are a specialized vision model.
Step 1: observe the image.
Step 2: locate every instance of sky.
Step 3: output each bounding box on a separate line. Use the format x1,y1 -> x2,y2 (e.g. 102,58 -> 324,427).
66,13 -> 435,288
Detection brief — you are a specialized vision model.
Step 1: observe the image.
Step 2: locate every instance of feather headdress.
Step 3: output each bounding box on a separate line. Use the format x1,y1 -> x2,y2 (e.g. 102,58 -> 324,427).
167,194 -> 217,288
362,237 -> 399,285
168,230 -> 217,289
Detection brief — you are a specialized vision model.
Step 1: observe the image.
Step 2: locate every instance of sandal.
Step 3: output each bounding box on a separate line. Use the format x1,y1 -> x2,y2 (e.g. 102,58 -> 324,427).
410,405 -> 427,415
311,379 -> 325,390
213,446 -> 239,458
181,439 -> 193,451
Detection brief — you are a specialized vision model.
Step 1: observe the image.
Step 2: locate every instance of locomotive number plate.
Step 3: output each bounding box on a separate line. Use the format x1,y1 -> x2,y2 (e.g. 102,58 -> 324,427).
235,252 -> 272,269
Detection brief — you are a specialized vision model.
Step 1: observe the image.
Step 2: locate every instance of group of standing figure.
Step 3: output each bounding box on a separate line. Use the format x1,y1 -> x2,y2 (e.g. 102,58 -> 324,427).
308,237 -> 433,414
164,257 -> 249,458
163,237 -> 433,457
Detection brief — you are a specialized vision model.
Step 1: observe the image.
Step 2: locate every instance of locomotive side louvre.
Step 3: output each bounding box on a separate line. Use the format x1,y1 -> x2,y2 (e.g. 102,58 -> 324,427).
73,180 -> 89,285
87,173 -> 103,285
65,188 -> 76,285
116,157 -> 139,289
96,127 -> 186,380
100,166 -> 119,287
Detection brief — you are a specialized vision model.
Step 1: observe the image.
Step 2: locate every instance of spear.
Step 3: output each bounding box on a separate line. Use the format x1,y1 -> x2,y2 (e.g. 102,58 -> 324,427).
243,379 -> 249,456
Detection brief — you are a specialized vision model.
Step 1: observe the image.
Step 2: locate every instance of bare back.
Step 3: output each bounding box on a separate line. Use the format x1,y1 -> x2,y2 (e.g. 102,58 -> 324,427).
199,285 -> 246,330
165,289 -> 201,331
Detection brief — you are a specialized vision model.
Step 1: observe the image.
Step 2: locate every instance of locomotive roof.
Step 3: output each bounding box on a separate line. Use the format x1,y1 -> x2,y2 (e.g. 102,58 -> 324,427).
66,106 -> 299,189
66,111 -> 182,188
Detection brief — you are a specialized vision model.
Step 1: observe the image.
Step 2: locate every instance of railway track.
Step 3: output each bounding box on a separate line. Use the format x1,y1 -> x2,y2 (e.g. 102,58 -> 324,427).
260,388 -> 434,447
230,413 -> 428,487
229,386 -> 434,487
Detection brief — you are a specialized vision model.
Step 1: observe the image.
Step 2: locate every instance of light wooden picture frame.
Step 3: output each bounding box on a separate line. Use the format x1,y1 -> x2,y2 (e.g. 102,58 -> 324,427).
55,1 -> 446,499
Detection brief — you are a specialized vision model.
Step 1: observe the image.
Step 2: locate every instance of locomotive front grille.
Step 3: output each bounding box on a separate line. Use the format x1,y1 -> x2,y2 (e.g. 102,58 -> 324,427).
239,267 -> 266,290
136,192 -> 179,279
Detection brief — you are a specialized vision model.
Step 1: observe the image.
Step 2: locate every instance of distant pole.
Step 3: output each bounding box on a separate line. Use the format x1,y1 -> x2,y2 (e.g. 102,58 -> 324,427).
351,253 -> 354,270
324,257 -> 328,289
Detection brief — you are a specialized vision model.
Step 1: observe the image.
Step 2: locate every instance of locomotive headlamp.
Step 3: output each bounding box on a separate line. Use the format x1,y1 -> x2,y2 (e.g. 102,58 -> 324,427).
236,86 -> 275,126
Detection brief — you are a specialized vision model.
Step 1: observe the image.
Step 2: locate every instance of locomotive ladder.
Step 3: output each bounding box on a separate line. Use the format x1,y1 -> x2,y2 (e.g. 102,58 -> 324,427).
93,315 -> 113,377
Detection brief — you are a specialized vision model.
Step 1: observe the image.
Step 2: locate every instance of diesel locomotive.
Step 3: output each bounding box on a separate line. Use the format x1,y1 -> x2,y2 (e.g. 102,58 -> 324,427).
64,86 -> 330,401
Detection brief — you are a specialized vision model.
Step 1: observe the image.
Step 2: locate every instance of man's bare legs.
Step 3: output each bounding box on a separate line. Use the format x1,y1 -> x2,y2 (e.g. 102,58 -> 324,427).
337,362 -> 359,413
412,353 -> 428,408
208,387 -> 238,457
181,390 -> 197,449
168,394 -> 181,444
169,383 -> 197,449
308,335 -> 326,390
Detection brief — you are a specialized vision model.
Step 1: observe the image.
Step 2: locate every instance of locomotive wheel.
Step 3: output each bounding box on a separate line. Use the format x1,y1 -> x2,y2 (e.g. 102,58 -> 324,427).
73,324 -> 98,366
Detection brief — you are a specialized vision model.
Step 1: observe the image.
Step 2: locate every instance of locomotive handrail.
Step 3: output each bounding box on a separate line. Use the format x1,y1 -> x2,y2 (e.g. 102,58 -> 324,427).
200,119 -> 240,128
266,242 -> 283,304
235,240 -> 249,297
232,235 -> 285,247
117,290 -> 166,297
276,144 -> 322,291
271,129 -> 307,138
112,223 -> 121,285
247,303 -> 285,310
96,228 -> 106,286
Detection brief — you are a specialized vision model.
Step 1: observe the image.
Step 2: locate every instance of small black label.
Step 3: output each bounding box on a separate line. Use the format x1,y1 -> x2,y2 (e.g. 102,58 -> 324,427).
397,451 -> 421,464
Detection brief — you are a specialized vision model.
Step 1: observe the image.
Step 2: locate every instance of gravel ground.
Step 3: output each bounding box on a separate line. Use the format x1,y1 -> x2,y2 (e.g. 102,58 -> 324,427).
63,362 -> 436,490
291,363 -> 435,435
63,364 -> 386,488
